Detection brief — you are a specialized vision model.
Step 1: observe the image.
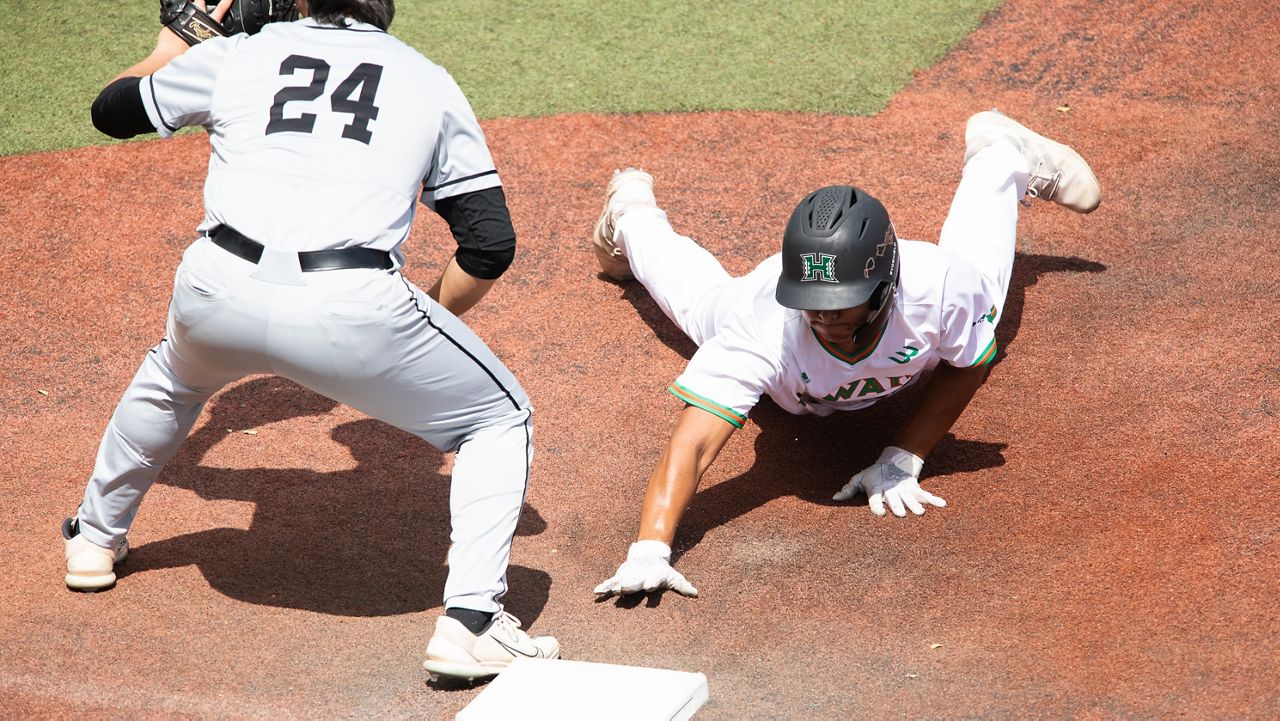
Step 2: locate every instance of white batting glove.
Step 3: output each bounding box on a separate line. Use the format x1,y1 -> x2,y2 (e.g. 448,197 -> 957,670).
833,446 -> 946,518
593,540 -> 699,598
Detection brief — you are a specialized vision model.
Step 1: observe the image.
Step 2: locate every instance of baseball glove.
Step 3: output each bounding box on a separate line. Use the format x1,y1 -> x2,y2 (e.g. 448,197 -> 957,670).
161,0 -> 299,46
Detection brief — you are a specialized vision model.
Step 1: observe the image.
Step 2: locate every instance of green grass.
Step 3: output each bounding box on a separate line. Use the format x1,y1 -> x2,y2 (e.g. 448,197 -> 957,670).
0,0 -> 1000,155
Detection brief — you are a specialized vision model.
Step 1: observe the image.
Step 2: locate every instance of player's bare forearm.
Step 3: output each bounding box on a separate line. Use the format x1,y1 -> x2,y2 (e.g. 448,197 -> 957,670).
428,257 -> 497,317
113,29 -> 190,81
112,1 -> 234,82
892,361 -> 992,459
636,405 -> 736,544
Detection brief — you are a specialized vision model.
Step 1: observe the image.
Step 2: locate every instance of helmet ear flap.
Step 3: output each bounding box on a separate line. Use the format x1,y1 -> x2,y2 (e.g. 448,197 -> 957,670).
869,281 -> 890,312
867,228 -> 899,313
864,256 -> 899,325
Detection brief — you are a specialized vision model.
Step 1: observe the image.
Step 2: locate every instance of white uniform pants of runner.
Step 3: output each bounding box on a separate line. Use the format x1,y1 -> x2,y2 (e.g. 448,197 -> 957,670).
76,238 -> 532,614
613,141 -> 1030,343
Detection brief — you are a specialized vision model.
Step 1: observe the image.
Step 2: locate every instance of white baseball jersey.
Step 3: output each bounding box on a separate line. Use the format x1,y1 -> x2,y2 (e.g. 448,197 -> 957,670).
668,242 -> 999,427
139,17 -> 500,263
607,140 -> 1026,431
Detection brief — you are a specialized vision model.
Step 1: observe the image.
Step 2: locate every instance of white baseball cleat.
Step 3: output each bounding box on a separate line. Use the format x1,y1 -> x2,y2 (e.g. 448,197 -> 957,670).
590,167 -> 657,281
63,517 -> 128,591
964,110 -> 1101,213
423,611 -> 560,680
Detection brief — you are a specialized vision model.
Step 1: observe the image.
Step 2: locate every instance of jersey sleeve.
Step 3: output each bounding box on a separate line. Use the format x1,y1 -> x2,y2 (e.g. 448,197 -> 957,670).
138,37 -> 238,138
668,318 -> 783,429
936,257 -> 1002,367
420,72 -> 501,207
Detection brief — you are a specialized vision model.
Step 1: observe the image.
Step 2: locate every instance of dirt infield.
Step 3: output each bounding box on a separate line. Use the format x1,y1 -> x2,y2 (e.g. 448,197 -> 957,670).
2,0 -> 1277,717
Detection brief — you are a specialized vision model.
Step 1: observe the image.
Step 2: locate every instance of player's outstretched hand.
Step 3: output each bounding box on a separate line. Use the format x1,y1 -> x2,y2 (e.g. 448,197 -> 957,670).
594,540 -> 698,598
833,446 -> 946,518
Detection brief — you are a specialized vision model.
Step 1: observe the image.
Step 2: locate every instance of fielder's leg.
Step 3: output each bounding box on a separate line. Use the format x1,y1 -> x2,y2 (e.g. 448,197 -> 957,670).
265,272 -> 557,676
70,337 -> 237,590
68,237 -> 273,590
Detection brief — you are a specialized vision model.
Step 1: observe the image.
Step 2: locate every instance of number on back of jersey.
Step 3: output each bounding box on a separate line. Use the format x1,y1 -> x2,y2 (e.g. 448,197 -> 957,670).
266,55 -> 383,144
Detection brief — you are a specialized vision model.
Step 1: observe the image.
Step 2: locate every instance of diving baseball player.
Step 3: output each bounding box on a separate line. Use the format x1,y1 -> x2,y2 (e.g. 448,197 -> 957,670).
62,0 -> 558,679
592,110 -> 1101,598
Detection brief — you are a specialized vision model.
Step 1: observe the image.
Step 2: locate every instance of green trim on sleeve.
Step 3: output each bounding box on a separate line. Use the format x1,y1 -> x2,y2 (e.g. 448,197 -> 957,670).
971,338 -> 998,367
667,383 -> 747,429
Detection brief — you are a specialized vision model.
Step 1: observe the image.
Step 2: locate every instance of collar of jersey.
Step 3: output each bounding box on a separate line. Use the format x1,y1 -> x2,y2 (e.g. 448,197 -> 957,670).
300,17 -> 386,33
809,306 -> 891,365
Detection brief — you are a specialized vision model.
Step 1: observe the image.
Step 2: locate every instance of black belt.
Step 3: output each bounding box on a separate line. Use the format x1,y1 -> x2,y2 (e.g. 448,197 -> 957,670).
209,225 -> 393,272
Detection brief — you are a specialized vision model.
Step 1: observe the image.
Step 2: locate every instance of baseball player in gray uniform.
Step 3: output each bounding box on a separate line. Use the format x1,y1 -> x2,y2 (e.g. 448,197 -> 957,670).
63,0 -> 557,679
591,111 -> 1101,598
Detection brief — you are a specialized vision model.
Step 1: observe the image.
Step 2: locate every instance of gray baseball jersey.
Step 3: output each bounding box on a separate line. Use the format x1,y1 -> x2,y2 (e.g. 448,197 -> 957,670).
140,17 -> 501,261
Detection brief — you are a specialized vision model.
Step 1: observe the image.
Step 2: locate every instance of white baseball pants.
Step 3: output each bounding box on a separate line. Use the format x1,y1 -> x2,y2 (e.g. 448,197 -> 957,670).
612,140 -> 1030,341
76,237 -> 532,613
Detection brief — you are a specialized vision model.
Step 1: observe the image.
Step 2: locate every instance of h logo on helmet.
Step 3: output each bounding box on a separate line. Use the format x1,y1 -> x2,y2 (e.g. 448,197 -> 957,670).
800,253 -> 838,283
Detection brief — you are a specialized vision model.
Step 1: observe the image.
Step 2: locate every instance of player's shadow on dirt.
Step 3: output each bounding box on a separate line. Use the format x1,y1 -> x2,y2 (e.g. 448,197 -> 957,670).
617,251 -> 1107,363
120,376 -> 550,624
604,387 -> 1005,607
672,397 -> 1002,557
608,251 -> 1106,566
995,252 -> 1106,361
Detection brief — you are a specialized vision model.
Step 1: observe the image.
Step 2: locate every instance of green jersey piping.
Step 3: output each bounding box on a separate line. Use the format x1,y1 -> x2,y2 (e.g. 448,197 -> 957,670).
668,383 -> 747,429
971,338 -> 998,367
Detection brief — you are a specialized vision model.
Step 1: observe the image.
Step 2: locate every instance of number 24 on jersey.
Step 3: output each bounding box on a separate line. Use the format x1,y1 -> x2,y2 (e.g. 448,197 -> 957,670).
266,55 -> 383,144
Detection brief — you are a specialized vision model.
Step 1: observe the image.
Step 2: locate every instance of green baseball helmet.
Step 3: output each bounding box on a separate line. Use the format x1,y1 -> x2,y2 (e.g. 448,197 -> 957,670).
774,185 -> 899,312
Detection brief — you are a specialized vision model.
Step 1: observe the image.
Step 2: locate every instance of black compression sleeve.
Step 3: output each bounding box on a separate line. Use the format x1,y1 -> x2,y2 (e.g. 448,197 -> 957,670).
455,246 -> 516,280
434,186 -> 518,280
91,77 -> 155,139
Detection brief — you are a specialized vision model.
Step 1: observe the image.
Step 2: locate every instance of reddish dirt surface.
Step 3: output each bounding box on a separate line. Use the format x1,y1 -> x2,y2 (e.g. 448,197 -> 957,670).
3,1 -> 1278,718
